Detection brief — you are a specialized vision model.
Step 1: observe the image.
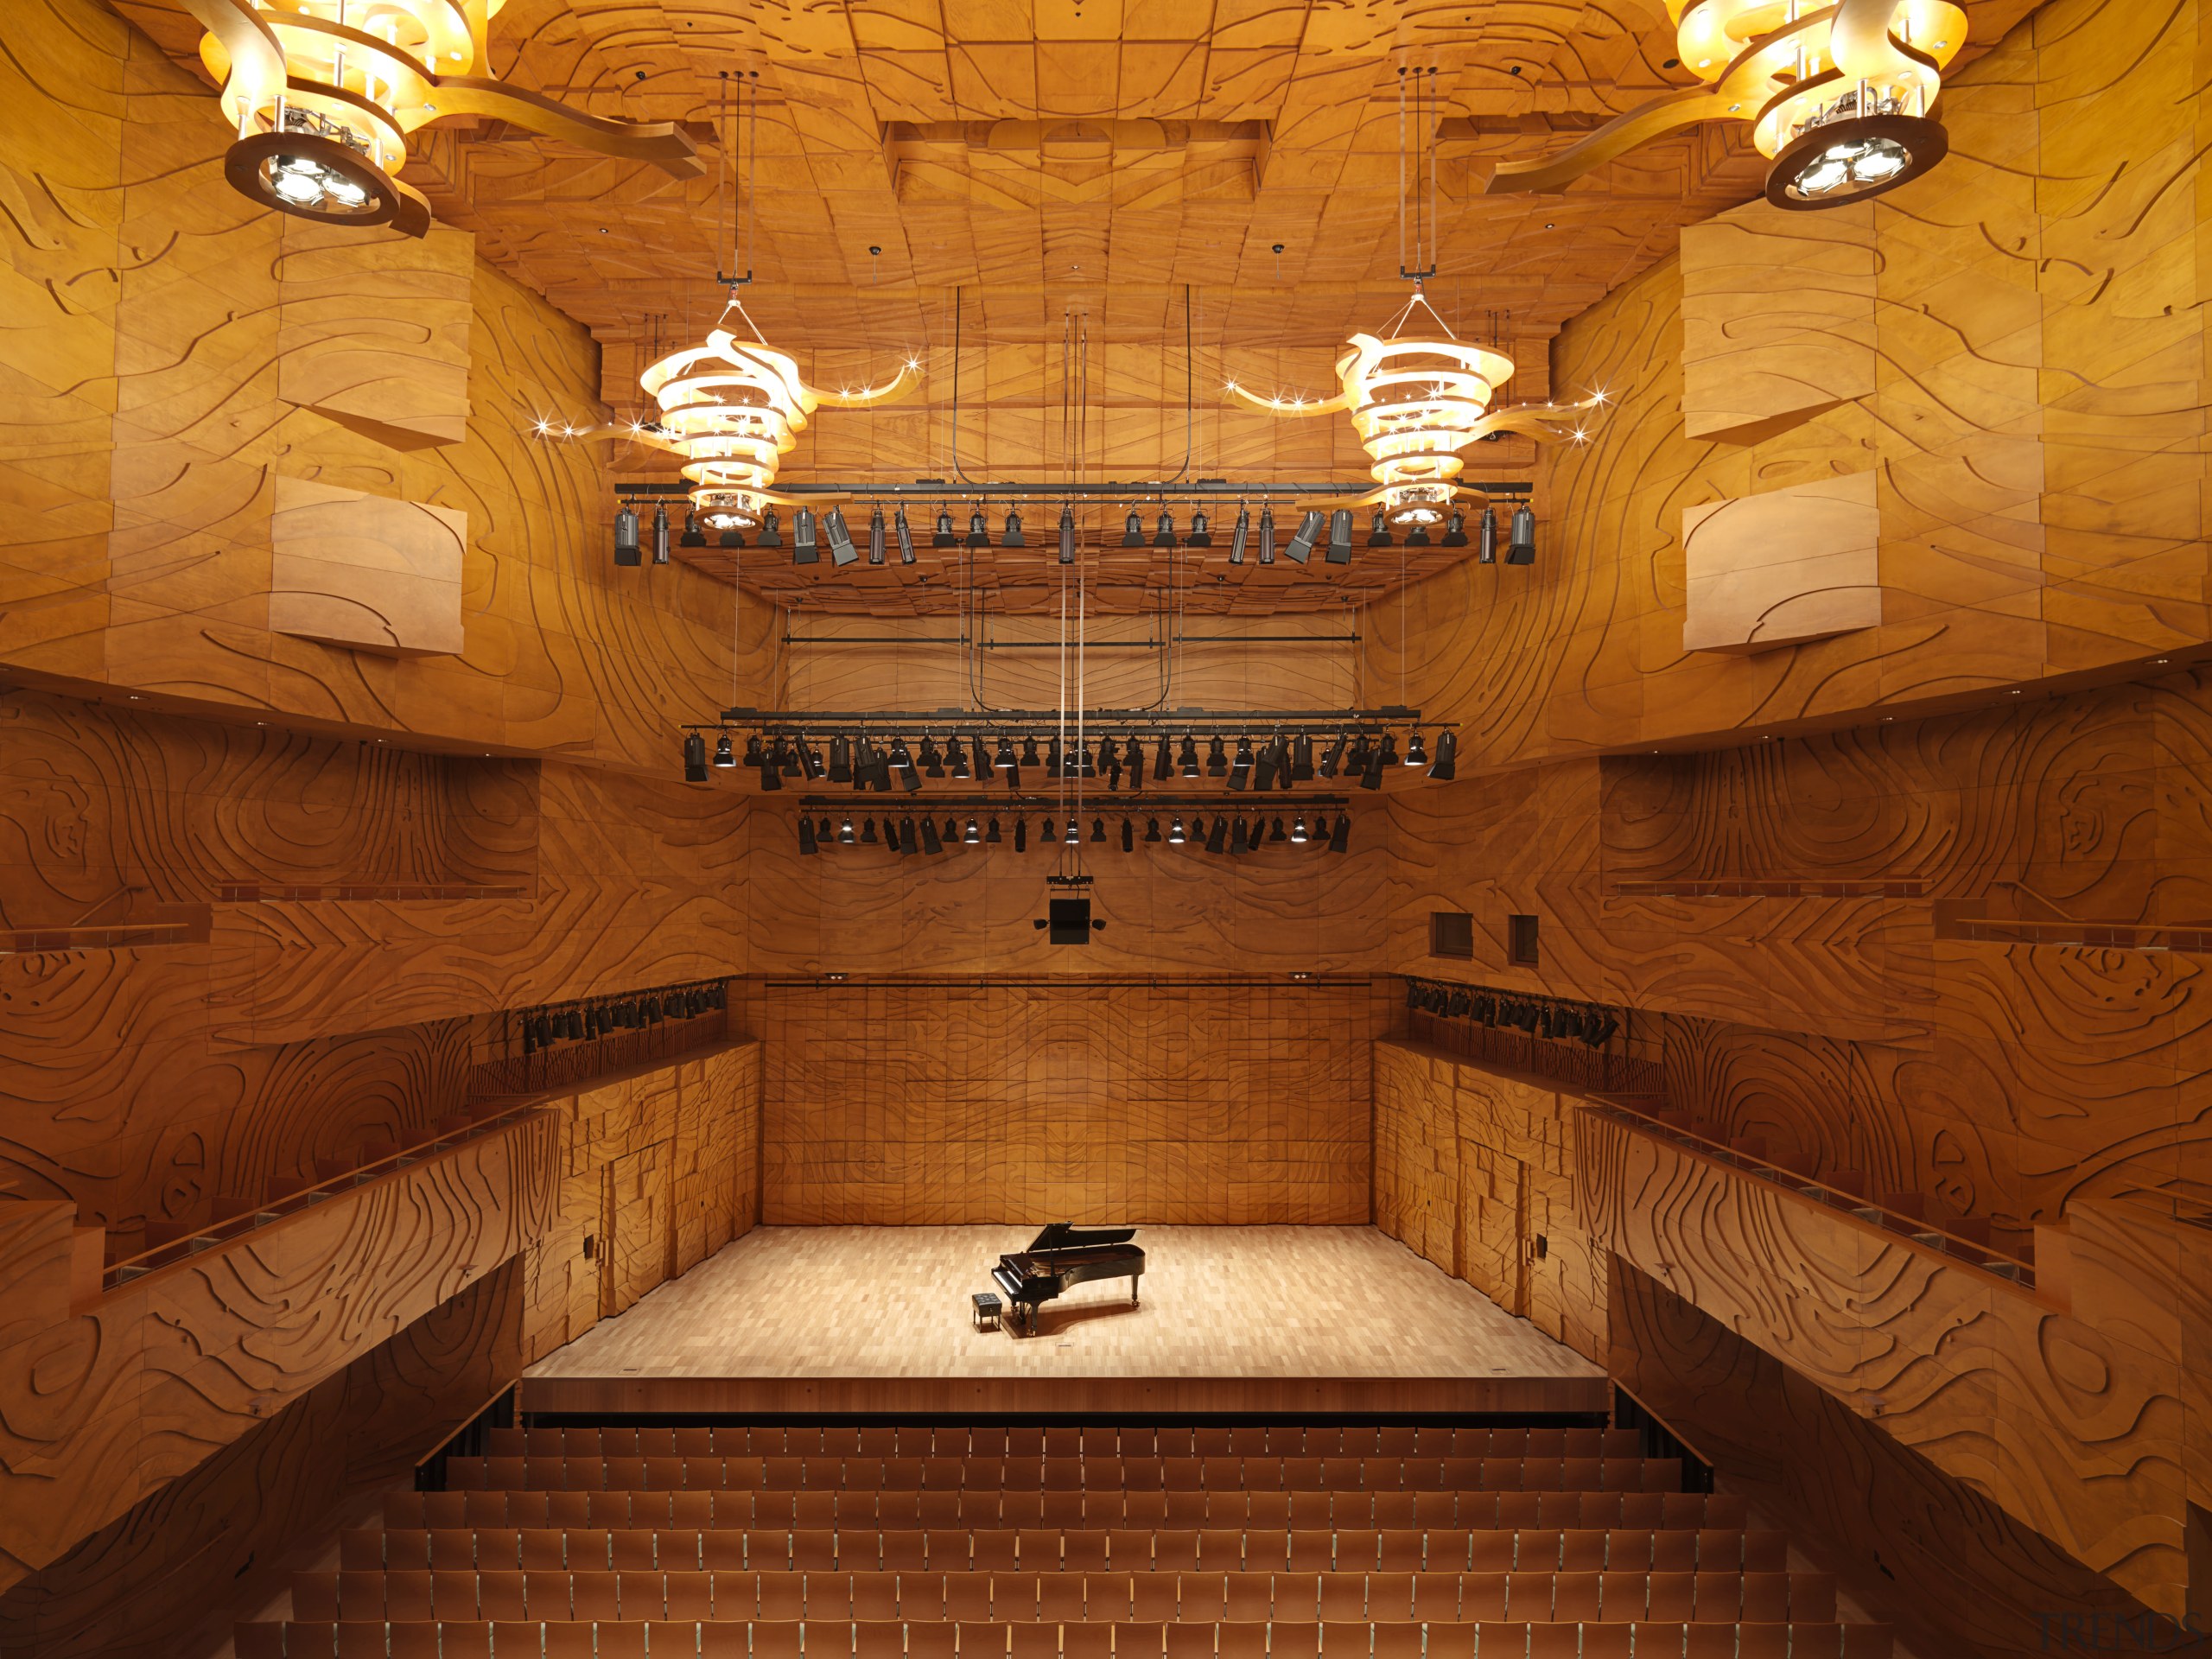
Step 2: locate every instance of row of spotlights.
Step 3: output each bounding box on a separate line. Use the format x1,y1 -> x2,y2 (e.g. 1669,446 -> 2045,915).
616,501 -> 1538,569
796,812 -> 1353,855
1407,979 -> 1620,1049
683,728 -> 1457,788
518,981 -> 728,1054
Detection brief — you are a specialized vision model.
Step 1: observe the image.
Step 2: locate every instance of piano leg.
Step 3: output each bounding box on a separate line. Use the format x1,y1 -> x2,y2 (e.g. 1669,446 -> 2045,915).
1131,1272 -> 1141,1306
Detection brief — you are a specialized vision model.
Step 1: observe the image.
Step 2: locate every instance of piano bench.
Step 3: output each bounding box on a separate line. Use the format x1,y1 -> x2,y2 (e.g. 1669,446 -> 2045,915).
971,1293 -> 1004,1332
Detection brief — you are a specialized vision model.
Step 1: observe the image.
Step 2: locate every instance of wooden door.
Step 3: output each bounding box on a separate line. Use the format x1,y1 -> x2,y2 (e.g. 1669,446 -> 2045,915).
1459,1141 -> 1530,1318
600,1141 -> 672,1319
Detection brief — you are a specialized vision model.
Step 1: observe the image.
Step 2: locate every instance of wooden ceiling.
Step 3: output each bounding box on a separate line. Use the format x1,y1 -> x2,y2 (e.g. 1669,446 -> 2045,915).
118,0 -> 2038,615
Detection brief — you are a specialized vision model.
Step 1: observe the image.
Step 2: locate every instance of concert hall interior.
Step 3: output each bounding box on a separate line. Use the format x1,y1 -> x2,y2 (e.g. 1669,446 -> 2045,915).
2,0 -> 2208,1655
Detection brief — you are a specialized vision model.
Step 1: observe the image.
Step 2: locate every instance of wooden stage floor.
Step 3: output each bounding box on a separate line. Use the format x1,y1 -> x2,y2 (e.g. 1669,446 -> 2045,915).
522,1226 -> 1607,1418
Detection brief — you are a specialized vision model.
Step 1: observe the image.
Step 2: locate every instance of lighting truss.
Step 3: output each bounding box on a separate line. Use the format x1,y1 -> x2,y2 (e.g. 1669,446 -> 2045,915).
1403,975 -> 1621,1050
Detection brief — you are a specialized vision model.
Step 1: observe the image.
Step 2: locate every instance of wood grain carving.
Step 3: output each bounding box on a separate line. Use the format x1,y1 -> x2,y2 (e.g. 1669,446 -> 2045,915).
1578,1105 -> 2202,1616
267,474 -> 467,656
0,1107 -> 556,1592
1681,471 -> 1881,652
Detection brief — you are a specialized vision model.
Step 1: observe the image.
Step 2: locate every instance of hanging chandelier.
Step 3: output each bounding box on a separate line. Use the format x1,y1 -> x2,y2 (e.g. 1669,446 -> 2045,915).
639,308 -> 919,531
1485,0 -> 1965,209
184,0 -> 705,237
1226,290 -> 1601,527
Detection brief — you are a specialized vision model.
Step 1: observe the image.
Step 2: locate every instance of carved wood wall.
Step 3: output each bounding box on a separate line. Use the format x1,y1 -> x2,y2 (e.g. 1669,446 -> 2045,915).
741,979 -> 1389,1225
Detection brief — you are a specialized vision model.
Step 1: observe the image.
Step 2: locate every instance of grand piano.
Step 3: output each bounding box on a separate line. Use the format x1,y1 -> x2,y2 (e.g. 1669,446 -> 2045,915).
990,1224 -> 1145,1335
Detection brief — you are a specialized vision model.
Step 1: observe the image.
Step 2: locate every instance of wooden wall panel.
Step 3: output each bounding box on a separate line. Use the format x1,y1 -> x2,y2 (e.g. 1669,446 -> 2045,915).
0,1107 -> 555,1591
743,979 -> 1384,1225
1371,1039 -> 1605,1364
266,475 -> 467,656
0,1261 -> 524,1659
1608,1256 -> 2160,1659
1579,1105 -> 2205,1615
1680,471 -> 1881,653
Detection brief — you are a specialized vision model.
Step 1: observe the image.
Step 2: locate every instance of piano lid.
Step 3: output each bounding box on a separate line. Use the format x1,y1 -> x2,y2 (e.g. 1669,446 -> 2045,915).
1027,1222 -> 1138,1252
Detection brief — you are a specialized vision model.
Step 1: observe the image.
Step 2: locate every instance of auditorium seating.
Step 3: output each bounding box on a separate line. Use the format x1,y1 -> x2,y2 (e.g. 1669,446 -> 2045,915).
236,1420 -> 1891,1658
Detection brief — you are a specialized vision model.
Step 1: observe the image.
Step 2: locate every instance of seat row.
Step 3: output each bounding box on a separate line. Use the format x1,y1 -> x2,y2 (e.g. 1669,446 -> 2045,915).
300,1568 -> 1837,1624
240,1618 -> 1891,1659
485,1430 -> 1642,1462
443,1459 -> 1676,1497
346,1528 -> 1789,1576
391,1491 -> 1749,1535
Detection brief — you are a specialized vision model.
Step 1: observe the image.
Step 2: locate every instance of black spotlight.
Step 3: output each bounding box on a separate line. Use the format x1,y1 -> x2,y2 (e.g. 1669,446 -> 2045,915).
1291,734 -> 1314,780
683,730 -> 708,782
1404,519 -> 1433,548
1122,510 -> 1144,548
1319,734 -> 1346,779
1091,817 -> 1107,843
1205,816 -> 1228,854
719,525 -> 745,550
1269,817 -> 1288,843
1058,505 -> 1077,564
1284,508 -> 1322,564
920,817 -> 944,854
838,815 -> 856,844
861,817 -> 880,845
933,505 -> 957,548
1258,503 -> 1276,564
1325,508 -> 1354,564
1478,505 -> 1498,564
1001,507 -> 1025,548
713,733 -> 736,769
1230,816 -> 1251,855
755,505 -> 783,549
680,510 -> 707,548
1206,735 -> 1229,778
1065,816 -> 1080,846
1186,508 -> 1212,548
791,506 -> 818,564
986,817 -> 1002,844
1021,735 -> 1041,768
1179,734 -> 1201,777
963,817 -> 982,844
1145,817 -> 1161,843
894,505 -> 916,563
1405,731 -> 1428,767
1764,111 -> 1948,211
1507,502 -> 1536,564
829,734 -> 854,783
868,505 -> 887,566
919,734 -> 944,777
949,735 -> 972,779
1252,736 -> 1279,791
1014,817 -> 1028,851
1229,505 -> 1250,565
1368,510 -> 1392,548
1153,507 -> 1175,548
798,817 -> 818,855
966,506 -> 988,548
1424,729 -> 1459,783
1153,733 -> 1174,782
1227,735 -> 1254,791
757,738 -> 784,791
651,504 -> 671,565
823,506 -> 857,566
1122,817 -> 1136,851
1328,813 -> 1351,853
995,735 -> 1016,772
1168,816 -> 1186,844
1441,511 -> 1468,548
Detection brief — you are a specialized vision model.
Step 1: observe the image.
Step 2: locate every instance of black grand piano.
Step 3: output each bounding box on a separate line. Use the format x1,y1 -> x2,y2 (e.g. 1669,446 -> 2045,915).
990,1224 -> 1145,1336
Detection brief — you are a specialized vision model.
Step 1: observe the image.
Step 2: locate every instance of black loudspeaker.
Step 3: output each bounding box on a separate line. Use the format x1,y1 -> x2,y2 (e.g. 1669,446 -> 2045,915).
1047,896 -> 1096,944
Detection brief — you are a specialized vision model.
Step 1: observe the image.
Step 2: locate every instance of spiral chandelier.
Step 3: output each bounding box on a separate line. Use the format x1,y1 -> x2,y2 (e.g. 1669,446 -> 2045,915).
1486,0 -> 1965,210
183,0 -> 705,237
638,306 -> 920,531
1226,291 -> 1601,526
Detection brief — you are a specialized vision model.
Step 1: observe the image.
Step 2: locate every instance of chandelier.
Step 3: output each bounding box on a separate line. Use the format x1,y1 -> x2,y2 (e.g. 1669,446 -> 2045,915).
1486,0 -> 1965,210
638,304 -> 920,531
1226,291 -> 1600,526
184,0 -> 705,237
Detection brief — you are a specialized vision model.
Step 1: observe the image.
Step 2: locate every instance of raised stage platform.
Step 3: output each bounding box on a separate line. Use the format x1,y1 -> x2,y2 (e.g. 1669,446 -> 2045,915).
522,1225 -> 1608,1418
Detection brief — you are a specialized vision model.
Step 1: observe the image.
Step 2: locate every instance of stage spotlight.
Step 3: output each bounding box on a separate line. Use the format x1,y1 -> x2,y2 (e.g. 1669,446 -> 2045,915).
1186,508 -> 1212,548
1292,734 -> 1315,780
1325,508 -> 1354,564
868,505 -> 887,565
1405,731 -> 1427,766
1284,509 -> 1322,564
680,511 -> 707,549
1229,505 -> 1250,565
894,506 -> 915,563
791,506 -> 817,564
986,817 -> 1001,844
838,816 -> 856,844
1153,508 -> 1175,548
1179,734 -> 1201,777
1058,505 -> 1077,564
1227,735 -> 1254,791
652,504 -> 671,564
1507,502 -> 1536,564
1319,734 -> 1346,779
1205,817 -> 1227,854
1146,817 -> 1162,842
1168,816 -> 1186,844
963,818 -> 982,844
1329,813 -> 1351,853
1022,735 -> 1041,767
919,817 -> 944,854
933,505 -> 957,548
1014,817 -> 1028,851
1122,510 -> 1144,548
1368,510 -> 1391,548
829,736 -> 853,783
683,730 -> 708,781
824,506 -> 857,565
1206,736 -> 1229,777
1065,817 -> 1081,845
1290,816 -> 1309,843
614,503 -> 641,566
1258,504 -> 1276,564
966,506 -> 988,548
1091,817 -> 1106,843
861,817 -> 880,845
798,817 -> 818,855
1122,817 -> 1135,851
713,734 -> 736,769
1269,817 -> 1288,843
1478,506 -> 1497,564
948,735 -> 972,779
995,735 -> 1016,772
1002,508 -> 1025,548
1442,511 -> 1467,548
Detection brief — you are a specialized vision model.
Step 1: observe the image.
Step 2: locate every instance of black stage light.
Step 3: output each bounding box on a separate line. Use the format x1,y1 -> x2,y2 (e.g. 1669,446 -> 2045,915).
1153,733 -> 1173,782
680,510 -> 707,548
614,503 -> 641,565
791,506 -> 817,564
1227,735 -> 1254,791
720,524 -> 745,549
1478,505 -> 1497,564
1022,735 -> 1041,768
1325,507 -> 1354,565
1329,813 -> 1351,853
1231,816 -> 1252,854
1441,511 -> 1467,548
1121,817 -> 1135,851
1289,815 -> 1308,843
1186,508 -> 1211,548
1258,504 -> 1276,565
948,735 -> 972,779
1405,731 -> 1427,766
861,817 -> 880,845
1253,736 -> 1281,791
1205,816 -> 1227,854
1076,739 -> 1096,779
995,735 -> 1016,772
758,740 -> 785,791
919,734 -> 944,776
1047,736 -> 1064,778
1146,817 -> 1162,843
1368,510 -> 1391,548
885,817 -> 905,854
986,817 -> 1002,844
1587,1011 -> 1619,1047
742,734 -> 765,770
779,737 -> 804,776
920,817 -> 944,854
1229,505 -> 1249,565
1271,734 -> 1294,786
1345,734 -> 1371,773
1507,502 -> 1536,564
1319,734 -> 1346,779
1058,505 -> 1077,564
1065,817 -> 1081,845
933,505 -> 957,548
1206,735 -> 1229,778
713,733 -> 736,769
652,504 -> 671,565
798,817 -> 818,855
683,730 -> 708,781
1168,816 -> 1186,844
1179,734 -> 1201,777
889,736 -> 916,777
1122,510 -> 1144,548
1269,817 -> 1288,844
1284,508 -> 1322,564
868,505 -> 887,566
963,818 -> 982,844
755,506 -> 783,549
1360,738 -> 1389,790
838,816 -> 856,844
966,506 -> 988,548
1153,507 -> 1175,548
798,736 -> 823,780
1404,521 -> 1432,548
1090,817 -> 1106,843
1001,507 -> 1025,548
894,505 -> 916,563
1014,817 -> 1028,851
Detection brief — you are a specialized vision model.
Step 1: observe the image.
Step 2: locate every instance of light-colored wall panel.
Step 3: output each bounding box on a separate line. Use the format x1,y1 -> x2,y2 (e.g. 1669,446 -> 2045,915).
267,475 -> 467,656
1681,471 -> 1881,652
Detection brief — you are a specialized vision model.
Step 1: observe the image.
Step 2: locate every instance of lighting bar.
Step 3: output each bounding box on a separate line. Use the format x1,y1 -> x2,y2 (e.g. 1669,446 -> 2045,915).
613,479 -> 1534,500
